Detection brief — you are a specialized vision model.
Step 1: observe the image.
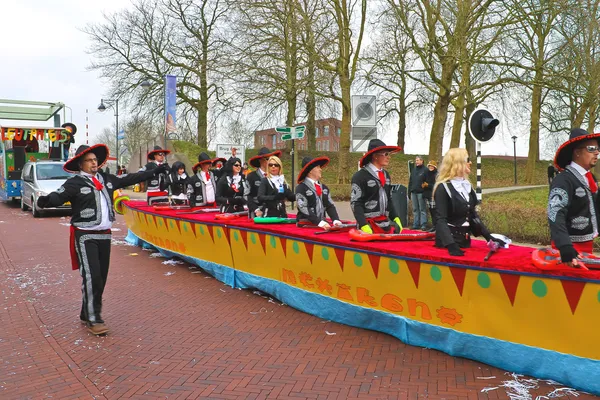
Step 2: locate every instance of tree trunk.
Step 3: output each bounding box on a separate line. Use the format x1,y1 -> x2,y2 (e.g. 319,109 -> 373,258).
587,101 -> 597,132
306,57 -> 316,152
428,60 -> 455,161
197,47 -> 209,148
525,79 -> 543,183
464,102 -> 477,158
450,95 -> 465,149
337,76 -> 352,184
397,74 -> 407,152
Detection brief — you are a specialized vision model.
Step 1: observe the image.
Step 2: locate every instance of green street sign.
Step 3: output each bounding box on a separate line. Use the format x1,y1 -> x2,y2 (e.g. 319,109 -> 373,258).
279,125 -> 306,141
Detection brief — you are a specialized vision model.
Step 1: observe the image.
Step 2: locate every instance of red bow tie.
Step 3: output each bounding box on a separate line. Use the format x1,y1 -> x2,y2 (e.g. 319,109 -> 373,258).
91,176 -> 104,191
585,171 -> 598,193
378,170 -> 386,187
205,172 -> 210,181
315,183 -> 322,196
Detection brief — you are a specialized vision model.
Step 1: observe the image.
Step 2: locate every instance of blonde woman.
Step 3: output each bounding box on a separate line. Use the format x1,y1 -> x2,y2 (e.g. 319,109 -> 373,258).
257,156 -> 295,217
433,148 -> 505,256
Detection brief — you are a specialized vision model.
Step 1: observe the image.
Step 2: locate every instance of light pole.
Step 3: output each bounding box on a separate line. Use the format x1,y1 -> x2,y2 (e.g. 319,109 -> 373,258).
511,136 -> 517,185
98,98 -> 119,169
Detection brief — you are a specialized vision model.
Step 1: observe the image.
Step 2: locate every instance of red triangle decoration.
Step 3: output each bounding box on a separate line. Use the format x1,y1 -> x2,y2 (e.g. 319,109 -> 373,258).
406,261 -> 421,288
206,225 -> 215,243
222,226 -> 231,245
449,267 -> 467,296
151,215 -> 158,228
499,273 -> 521,306
334,248 -> 345,271
258,233 -> 267,255
190,223 -> 197,238
239,230 -> 248,250
304,242 -> 315,263
367,254 -> 381,278
561,280 -> 586,315
174,219 -> 182,234
280,237 -> 287,257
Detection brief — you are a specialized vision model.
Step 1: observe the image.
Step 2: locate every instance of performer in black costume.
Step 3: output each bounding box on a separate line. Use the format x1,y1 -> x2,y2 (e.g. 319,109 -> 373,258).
295,156 -> 342,230
548,128 -> 600,267
211,157 -> 227,181
421,160 -> 438,232
189,152 -> 217,207
245,147 -> 282,218
433,148 -> 505,256
61,123 -> 77,160
350,139 -> 403,233
142,145 -> 171,205
215,157 -> 247,213
256,155 -> 295,218
36,144 -> 167,335
163,161 -> 192,205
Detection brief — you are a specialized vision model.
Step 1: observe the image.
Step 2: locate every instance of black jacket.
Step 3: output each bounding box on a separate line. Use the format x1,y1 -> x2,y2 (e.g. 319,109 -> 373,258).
244,168 -> 267,217
548,165 -> 599,248
434,181 -> 491,248
257,177 -> 295,218
350,167 -> 399,229
44,169 -> 155,228
295,180 -> 340,225
215,174 -> 247,213
163,173 -> 192,198
189,170 -> 217,206
409,164 -> 426,194
143,161 -> 169,192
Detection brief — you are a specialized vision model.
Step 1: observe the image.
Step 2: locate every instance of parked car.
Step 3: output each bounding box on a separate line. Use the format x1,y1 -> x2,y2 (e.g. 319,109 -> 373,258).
20,160 -> 73,217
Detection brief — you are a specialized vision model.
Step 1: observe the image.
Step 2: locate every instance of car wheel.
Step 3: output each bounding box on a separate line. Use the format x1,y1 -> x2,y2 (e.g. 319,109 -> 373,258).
21,196 -> 30,211
32,197 -> 42,218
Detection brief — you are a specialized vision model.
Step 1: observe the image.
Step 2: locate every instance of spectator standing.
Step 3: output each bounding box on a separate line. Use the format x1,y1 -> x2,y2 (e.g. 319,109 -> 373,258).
421,160 -> 438,231
408,156 -> 427,230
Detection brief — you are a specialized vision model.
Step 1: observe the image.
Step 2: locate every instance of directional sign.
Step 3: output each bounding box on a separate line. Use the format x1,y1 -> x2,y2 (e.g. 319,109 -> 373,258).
278,125 -> 306,141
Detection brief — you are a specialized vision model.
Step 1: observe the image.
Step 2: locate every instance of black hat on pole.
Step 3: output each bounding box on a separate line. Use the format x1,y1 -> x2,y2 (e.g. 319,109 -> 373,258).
63,144 -> 109,173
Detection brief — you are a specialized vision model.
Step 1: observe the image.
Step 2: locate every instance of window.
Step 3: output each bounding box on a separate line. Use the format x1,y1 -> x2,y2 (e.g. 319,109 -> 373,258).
317,141 -> 321,151
324,126 -> 330,136
315,127 -> 319,138
337,128 -> 341,136
271,134 -> 276,148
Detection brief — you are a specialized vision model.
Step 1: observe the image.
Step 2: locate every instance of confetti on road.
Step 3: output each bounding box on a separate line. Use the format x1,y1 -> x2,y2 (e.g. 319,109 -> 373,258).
128,253 -> 139,256
325,331 -> 336,336
164,272 -> 175,276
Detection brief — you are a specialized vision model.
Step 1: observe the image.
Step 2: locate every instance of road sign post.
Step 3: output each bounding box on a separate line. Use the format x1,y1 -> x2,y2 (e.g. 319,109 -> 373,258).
276,126 -> 306,193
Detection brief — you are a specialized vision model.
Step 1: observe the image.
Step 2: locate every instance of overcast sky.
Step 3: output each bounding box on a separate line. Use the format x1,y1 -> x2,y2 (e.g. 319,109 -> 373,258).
0,0 -> 536,159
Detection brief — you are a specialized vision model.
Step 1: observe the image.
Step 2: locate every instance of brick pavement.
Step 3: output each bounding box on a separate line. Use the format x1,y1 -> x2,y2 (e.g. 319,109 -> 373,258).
0,203 -> 596,400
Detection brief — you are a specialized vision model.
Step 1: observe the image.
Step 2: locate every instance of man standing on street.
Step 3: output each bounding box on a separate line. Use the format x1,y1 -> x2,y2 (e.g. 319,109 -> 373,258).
408,156 -> 427,230
37,144 -> 168,335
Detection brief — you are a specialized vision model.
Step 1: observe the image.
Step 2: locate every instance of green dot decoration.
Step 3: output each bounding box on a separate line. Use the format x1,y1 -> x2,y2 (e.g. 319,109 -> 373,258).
430,266 -> 442,282
217,229 -> 222,239
477,273 -> 491,289
354,253 -> 363,267
250,233 -> 257,244
269,236 -> 277,248
389,260 -> 400,274
321,248 -> 329,261
199,225 -> 205,235
233,231 -> 239,241
532,280 -> 547,298
292,242 -> 300,254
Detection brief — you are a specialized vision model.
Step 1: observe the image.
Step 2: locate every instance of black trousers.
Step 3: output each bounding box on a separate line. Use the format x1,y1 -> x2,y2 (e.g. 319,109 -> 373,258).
74,229 -> 112,324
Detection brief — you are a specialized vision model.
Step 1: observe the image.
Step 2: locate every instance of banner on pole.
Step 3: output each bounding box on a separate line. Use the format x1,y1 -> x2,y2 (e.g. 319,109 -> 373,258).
164,75 -> 177,136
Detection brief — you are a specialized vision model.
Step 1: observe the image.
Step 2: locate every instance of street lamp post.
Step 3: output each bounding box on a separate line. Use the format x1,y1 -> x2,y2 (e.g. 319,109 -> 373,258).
98,99 -> 119,170
511,136 -> 517,185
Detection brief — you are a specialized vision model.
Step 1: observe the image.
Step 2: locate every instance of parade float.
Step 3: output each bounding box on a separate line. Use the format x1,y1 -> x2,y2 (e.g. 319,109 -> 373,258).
122,200 -> 600,395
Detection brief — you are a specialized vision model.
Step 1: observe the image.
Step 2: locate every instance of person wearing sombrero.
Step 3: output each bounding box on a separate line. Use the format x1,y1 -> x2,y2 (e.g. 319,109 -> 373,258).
295,156 -> 342,230
350,139 -> 403,234
245,147 -> 282,218
36,144 -> 168,335
61,123 -> 77,160
142,145 -> 171,205
548,127 -> 600,267
211,157 -> 227,181
189,152 -> 218,207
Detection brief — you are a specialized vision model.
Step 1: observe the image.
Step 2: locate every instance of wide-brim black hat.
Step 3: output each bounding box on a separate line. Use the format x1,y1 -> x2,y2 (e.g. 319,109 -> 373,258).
147,145 -> 171,160
211,157 -> 226,167
193,152 -> 213,172
297,156 -> 330,184
249,147 -> 282,168
63,144 -> 109,173
359,139 -> 402,167
61,122 -> 77,135
554,128 -> 600,170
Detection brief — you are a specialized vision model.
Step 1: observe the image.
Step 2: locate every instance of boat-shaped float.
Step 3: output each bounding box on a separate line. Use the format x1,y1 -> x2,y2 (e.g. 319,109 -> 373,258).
122,200 -> 600,395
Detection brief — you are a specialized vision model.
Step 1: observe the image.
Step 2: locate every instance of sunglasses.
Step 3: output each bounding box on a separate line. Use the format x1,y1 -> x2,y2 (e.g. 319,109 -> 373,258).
580,145 -> 600,153
233,163 -> 242,167
268,163 -> 280,167
156,153 -> 165,156
376,152 -> 392,157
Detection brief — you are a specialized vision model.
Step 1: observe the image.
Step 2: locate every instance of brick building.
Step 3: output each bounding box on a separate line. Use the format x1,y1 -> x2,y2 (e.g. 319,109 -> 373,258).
254,118 -> 342,151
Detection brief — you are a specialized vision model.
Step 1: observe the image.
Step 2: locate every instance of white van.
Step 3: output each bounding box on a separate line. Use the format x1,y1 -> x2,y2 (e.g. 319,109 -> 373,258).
20,160 -> 73,217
